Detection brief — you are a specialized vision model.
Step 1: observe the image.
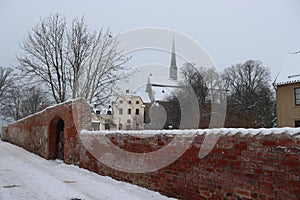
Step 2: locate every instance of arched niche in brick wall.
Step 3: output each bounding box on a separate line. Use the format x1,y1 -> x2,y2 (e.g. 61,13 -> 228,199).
48,116 -> 65,160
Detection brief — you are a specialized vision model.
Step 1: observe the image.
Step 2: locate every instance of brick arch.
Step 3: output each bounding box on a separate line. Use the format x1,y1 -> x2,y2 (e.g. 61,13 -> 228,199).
48,116 -> 65,160
2,98 -> 92,164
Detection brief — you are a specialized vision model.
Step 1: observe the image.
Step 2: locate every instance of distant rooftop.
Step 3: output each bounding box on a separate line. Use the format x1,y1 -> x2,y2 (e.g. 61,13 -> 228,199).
135,84 -> 176,103
275,53 -> 300,86
276,73 -> 300,86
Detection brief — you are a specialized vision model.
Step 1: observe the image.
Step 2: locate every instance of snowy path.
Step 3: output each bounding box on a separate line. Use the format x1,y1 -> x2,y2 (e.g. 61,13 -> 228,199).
0,140 -> 175,200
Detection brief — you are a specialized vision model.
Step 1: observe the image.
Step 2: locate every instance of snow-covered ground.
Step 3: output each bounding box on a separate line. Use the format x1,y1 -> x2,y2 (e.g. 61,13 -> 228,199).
0,140 -> 175,200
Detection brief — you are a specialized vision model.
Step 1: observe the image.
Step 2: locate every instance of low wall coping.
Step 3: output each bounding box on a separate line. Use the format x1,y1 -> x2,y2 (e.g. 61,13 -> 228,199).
81,127 -> 300,137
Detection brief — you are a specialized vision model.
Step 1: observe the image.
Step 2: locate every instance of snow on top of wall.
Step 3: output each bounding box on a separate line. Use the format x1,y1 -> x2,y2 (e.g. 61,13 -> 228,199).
81,127 -> 300,137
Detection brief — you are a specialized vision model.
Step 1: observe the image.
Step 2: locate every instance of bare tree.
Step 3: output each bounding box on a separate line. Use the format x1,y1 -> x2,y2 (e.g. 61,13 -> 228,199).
180,63 -> 209,104
223,60 -> 275,127
66,17 -> 93,99
20,86 -> 52,118
17,14 -> 67,103
0,66 -> 13,100
199,66 -> 227,104
179,63 -> 226,104
223,60 -> 271,95
66,17 -> 129,106
17,14 -> 129,106
0,66 -> 14,124
1,85 -> 22,121
165,63 -> 225,129
1,85 -> 51,121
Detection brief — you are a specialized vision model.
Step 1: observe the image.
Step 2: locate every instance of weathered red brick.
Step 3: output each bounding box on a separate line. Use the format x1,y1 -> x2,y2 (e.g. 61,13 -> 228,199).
277,137 -> 295,146
263,140 -> 277,146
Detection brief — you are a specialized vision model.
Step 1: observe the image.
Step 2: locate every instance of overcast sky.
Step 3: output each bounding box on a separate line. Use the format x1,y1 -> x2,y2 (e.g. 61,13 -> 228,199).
0,0 -> 300,80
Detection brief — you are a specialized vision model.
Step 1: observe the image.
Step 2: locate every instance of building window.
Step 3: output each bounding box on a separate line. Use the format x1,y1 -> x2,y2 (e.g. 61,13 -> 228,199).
295,88 -> 300,106
119,123 -> 123,130
92,122 -> 100,131
127,119 -> 131,124
128,100 -> 132,104
135,109 -> 139,115
104,123 -> 110,130
119,100 -> 123,104
95,110 -> 101,115
126,125 -> 131,130
136,101 -> 140,104
295,121 -> 300,127
128,108 -> 131,115
119,108 -> 123,115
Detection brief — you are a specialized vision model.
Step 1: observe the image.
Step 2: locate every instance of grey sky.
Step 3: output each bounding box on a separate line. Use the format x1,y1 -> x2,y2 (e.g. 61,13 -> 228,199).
0,0 -> 300,80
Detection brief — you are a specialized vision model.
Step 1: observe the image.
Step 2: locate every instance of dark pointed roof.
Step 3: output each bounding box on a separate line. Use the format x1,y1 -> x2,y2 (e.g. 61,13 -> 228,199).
169,36 -> 178,80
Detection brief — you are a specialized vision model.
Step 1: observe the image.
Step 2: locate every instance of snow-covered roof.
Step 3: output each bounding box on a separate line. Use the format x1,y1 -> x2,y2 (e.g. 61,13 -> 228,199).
115,61 -> 180,103
136,86 -> 175,103
149,76 -> 178,87
275,54 -> 300,86
135,74 -> 178,103
276,73 -> 300,86
113,94 -> 144,105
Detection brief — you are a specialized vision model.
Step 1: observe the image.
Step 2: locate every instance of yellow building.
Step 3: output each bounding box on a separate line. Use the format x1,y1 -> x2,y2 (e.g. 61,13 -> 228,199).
276,75 -> 300,127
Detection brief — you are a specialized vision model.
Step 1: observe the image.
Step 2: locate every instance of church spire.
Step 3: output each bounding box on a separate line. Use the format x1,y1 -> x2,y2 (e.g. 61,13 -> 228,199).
145,76 -> 155,103
169,36 -> 178,80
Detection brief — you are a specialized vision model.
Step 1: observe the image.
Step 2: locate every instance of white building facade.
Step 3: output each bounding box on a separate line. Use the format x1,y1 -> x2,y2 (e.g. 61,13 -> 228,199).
113,95 -> 145,130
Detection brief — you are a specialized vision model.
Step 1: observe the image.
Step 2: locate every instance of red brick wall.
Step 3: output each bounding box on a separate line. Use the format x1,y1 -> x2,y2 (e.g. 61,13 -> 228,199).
1,98 -> 91,165
2,99 -> 300,199
79,132 -> 300,200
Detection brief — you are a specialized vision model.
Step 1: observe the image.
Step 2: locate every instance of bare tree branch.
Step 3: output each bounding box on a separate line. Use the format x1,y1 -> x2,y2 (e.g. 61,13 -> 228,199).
16,14 -> 130,106
17,14 -> 67,103
223,60 -> 275,127
0,66 -> 13,100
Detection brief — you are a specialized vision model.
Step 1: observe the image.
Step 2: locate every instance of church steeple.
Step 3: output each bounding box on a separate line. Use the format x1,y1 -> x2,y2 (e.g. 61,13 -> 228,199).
169,36 -> 178,81
145,76 -> 155,103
